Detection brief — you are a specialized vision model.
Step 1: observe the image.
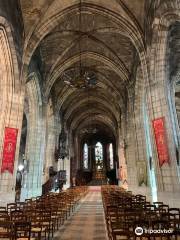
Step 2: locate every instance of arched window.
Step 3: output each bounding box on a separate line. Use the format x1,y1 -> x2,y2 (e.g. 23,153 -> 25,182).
83,143 -> 88,169
109,143 -> 114,169
95,142 -> 103,162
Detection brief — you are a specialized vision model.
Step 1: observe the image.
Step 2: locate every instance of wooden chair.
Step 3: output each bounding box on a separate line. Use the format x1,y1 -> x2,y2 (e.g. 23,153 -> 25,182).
107,209 -> 121,239
58,196 -> 68,220
143,204 -> 156,212
168,208 -> 180,219
10,210 -> 27,222
0,221 -> 13,239
112,229 -> 132,240
0,207 -> 7,211
153,201 -> 164,207
151,220 -> 172,240
38,210 -> 54,240
30,213 -> 47,240
158,204 -> 169,213
50,203 -> 64,228
7,203 -> 19,214
14,221 -> 35,240
135,195 -> 146,203
133,220 -> 150,240
0,211 -> 10,223
16,202 -> 26,210
57,201 -> 67,225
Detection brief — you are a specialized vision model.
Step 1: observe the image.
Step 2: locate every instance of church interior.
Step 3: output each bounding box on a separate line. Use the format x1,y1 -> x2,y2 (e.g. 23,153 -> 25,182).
0,0 -> 180,239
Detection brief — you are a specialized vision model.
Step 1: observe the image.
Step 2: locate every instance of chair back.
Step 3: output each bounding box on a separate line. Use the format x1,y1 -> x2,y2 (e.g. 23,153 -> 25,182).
14,221 -> 31,240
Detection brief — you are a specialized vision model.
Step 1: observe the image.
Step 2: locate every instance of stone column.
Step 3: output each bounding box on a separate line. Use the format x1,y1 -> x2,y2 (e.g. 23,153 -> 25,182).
145,21 -> 180,206
20,76 -> 46,200
0,24 -> 24,205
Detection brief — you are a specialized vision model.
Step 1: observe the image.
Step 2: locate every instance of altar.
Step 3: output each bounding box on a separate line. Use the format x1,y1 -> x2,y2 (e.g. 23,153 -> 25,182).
92,159 -> 106,180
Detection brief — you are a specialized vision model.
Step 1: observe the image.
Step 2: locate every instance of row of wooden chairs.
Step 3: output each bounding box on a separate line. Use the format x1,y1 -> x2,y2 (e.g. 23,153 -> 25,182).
101,186 -> 180,240
0,186 -> 88,239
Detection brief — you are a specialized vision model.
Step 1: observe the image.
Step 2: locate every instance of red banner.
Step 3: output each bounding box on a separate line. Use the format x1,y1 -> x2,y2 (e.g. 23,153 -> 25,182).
152,117 -> 169,167
1,127 -> 18,174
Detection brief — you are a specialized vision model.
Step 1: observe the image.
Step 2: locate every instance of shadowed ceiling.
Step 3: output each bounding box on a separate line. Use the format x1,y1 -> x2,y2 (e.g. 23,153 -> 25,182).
21,0 -> 146,141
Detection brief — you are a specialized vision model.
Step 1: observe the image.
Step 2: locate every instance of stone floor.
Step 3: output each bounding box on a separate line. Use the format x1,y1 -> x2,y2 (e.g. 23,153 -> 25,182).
54,190 -> 108,240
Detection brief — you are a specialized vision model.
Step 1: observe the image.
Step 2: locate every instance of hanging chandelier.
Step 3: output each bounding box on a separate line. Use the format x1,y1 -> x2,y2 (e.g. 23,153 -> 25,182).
63,0 -> 97,89
63,67 -> 97,89
80,126 -> 98,134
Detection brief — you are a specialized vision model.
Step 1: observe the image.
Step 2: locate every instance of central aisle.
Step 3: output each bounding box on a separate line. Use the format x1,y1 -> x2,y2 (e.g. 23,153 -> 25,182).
54,190 -> 108,240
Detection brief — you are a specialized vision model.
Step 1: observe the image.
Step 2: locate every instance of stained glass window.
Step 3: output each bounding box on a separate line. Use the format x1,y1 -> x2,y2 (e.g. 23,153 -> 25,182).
109,143 -> 114,169
83,143 -> 88,169
95,142 -> 103,165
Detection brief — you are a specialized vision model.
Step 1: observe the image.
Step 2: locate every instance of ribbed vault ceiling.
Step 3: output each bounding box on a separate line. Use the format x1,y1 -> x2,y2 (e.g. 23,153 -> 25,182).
21,0 -> 146,140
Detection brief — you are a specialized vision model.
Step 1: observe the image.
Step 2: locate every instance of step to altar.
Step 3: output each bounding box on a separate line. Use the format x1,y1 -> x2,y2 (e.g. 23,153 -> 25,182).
88,186 -> 101,192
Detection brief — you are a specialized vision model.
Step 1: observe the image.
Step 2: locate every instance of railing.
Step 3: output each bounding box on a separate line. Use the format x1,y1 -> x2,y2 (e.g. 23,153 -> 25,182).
42,177 -> 54,195
42,170 -> 66,195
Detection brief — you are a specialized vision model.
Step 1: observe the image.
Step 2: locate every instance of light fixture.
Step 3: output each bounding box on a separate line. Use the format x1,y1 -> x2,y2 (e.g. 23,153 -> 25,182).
62,0 -> 97,89
18,164 -> 24,172
63,68 -> 97,89
80,126 -> 98,134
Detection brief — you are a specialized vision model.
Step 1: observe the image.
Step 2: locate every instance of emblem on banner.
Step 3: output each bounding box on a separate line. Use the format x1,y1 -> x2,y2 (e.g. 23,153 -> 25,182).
6,142 -> 13,153
1,127 -> 18,174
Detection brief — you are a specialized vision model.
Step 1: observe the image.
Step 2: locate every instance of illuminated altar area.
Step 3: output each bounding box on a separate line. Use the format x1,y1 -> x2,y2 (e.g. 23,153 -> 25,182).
92,142 -> 106,180
81,138 -> 116,185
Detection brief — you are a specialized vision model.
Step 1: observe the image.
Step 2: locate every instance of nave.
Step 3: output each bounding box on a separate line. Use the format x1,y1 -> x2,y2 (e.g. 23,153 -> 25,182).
54,189 -> 107,240
1,185 -> 180,239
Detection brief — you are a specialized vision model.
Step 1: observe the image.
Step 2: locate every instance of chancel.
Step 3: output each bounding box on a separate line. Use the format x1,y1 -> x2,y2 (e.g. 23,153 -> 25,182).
0,0 -> 180,239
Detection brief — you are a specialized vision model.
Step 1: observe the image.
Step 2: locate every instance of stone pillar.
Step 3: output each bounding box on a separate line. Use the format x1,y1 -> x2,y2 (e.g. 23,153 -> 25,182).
0,24 -> 24,205
63,157 -> 70,189
145,21 -> 180,206
118,139 -> 128,189
43,99 -> 60,184
20,76 -> 46,200
146,83 -> 180,206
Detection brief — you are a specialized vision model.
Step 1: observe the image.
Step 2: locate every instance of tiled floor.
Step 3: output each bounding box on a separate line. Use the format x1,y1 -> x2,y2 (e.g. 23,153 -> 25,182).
54,190 -> 108,240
